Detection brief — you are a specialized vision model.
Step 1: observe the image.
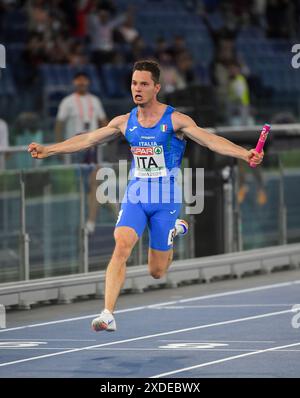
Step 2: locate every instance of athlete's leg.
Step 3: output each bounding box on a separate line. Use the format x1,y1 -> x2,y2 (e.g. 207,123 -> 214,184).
105,200 -> 148,312
147,219 -> 188,278
104,226 -> 138,312
147,202 -> 181,279
92,200 -> 147,331
148,247 -> 173,279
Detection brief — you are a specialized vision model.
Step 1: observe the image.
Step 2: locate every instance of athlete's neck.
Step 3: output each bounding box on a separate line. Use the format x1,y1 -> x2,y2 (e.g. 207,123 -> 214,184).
137,101 -> 166,120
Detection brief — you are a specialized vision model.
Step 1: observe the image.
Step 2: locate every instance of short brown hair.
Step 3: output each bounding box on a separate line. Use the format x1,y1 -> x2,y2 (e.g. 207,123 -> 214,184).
132,60 -> 160,84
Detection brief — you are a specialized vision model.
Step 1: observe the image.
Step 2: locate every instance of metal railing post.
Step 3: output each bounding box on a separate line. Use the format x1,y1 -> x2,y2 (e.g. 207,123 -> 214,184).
232,163 -> 243,252
189,214 -> 196,258
19,171 -> 30,280
79,167 -> 89,273
278,156 -> 287,245
43,183 -> 52,277
222,166 -> 234,253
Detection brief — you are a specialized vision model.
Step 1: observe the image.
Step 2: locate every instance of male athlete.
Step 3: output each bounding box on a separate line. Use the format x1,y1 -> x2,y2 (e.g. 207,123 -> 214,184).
28,60 -> 264,332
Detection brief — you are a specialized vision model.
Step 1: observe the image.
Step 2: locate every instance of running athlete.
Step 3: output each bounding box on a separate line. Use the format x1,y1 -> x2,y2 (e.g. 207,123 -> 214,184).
28,60 -> 264,332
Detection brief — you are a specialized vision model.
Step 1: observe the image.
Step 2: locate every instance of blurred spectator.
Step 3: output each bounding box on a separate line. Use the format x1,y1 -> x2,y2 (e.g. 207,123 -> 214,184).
88,8 -> 125,64
27,0 -> 65,39
22,33 -> 48,87
130,37 -> 153,63
202,5 -> 240,45
55,72 -> 107,141
226,62 -> 254,126
266,0 -> 295,38
237,153 -> 267,206
96,0 -> 117,15
23,33 -> 48,67
14,112 -> 44,168
168,35 -> 188,59
251,0 -> 267,28
211,38 -> 237,87
203,8 -> 239,88
0,3 -> 5,37
116,13 -> 139,44
158,51 -> 185,95
209,38 -> 236,122
63,0 -> 94,39
47,34 -> 72,63
225,62 -> 267,206
68,41 -> 89,66
55,72 -> 109,233
176,51 -> 196,86
154,36 -> 169,59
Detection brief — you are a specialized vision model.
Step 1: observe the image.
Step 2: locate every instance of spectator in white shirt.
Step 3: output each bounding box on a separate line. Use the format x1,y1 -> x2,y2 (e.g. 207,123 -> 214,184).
55,72 -> 117,233
55,72 -> 107,141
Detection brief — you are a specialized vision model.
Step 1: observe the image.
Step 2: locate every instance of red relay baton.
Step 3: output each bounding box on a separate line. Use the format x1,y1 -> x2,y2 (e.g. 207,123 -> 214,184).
250,124 -> 271,168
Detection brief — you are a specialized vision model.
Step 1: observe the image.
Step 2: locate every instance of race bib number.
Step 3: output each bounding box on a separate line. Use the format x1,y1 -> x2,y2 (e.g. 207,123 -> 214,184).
131,146 -> 167,178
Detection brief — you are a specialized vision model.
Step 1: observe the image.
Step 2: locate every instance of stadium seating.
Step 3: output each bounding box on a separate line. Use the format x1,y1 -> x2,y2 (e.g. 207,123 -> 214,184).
101,64 -> 131,98
0,0 -> 299,121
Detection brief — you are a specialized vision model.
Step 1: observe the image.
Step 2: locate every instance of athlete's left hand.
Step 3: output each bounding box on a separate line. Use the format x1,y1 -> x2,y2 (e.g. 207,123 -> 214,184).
246,149 -> 264,166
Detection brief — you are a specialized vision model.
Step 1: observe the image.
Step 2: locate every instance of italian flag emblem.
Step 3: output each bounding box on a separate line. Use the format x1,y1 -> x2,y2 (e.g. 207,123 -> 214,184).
160,124 -> 168,132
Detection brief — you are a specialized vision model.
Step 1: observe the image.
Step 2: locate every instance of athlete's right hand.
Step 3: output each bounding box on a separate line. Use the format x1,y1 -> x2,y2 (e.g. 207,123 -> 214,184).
27,142 -> 48,159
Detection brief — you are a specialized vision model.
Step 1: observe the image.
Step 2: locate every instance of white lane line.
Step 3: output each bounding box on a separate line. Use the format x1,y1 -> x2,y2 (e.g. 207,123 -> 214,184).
0,308 -> 293,368
177,281 -> 300,304
154,304 -> 294,309
1,347 -> 300,353
1,280 -> 299,333
0,339 -> 96,342
0,306 -> 147,334
150,341 -> 300,378
159,340 -> 276,343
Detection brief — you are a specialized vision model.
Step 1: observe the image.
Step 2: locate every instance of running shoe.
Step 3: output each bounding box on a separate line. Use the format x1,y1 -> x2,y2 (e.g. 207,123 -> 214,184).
91,309 -> 116,332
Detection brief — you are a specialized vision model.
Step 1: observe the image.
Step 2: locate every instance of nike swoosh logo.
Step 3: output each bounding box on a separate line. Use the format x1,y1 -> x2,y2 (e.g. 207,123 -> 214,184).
170,210 -> 176,214
108,320 -> 114,325
129,126 -> 137,132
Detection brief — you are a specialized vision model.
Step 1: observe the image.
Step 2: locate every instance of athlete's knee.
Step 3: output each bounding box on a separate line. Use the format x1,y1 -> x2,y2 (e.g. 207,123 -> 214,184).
113,233 -> 135,261
113,241 -> 132,261
149,268 -> 166,279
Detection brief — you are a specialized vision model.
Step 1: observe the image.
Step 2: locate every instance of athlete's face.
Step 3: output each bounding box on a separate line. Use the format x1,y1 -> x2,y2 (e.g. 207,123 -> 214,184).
131,70 -> 161,106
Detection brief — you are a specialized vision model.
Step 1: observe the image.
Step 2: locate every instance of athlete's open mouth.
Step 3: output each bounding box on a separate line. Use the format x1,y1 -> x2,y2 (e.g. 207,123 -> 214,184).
135,95 -> 142,100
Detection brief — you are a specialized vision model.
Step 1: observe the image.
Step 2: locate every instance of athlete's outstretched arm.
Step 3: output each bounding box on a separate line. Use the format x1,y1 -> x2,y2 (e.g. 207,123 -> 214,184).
28,115 -> 127,159
173,112 -> 263,166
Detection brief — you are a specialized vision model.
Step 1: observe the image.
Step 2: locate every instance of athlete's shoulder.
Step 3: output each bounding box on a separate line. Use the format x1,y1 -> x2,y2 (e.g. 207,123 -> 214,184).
108,113 -> 130,134
171,111 -> 197,132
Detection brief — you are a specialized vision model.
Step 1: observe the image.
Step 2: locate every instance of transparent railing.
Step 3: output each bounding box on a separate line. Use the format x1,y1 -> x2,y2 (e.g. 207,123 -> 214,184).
235,150 -> 300,250
0,171 -> 21,282
0,160 -> 194,283
0,144 -> 299,284
279,149 -> 300,244
25,166 -> 81,279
